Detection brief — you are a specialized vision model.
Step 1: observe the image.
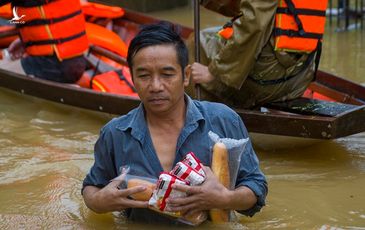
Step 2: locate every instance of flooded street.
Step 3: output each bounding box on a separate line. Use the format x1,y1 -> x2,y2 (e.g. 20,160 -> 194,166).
0,5 -> 365,230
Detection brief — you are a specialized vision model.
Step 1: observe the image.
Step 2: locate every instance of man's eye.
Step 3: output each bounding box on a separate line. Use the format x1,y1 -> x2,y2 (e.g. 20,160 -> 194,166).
137,74 -> 149,78
162,73 -> 174,78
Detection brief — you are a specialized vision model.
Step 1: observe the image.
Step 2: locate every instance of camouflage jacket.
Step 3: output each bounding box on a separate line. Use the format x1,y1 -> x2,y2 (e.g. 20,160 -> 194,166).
187,0 -> 315,108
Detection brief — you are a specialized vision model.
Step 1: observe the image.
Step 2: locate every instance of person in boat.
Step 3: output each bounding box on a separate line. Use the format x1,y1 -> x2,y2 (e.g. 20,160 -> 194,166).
187,0 -> 327,108
82,23 -> 267,224
2,0 -> 88,83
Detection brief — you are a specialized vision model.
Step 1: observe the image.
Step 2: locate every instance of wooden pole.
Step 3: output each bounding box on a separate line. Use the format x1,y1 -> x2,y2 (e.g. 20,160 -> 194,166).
89,45 -> 128,66
194,0 -> 201,100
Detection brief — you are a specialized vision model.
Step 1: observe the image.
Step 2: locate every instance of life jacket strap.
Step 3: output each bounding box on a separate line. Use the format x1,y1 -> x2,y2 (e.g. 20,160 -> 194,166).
17,10 -> 82,28
276,7 -> 326,17
273,28 -> 323,39
23,30 -> 86,47
312,39 -> 322,81
283,0 -> 305,35
115,69 -> 137,93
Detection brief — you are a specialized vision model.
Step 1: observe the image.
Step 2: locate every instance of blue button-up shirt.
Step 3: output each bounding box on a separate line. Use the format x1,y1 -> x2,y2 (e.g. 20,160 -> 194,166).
83,96 -> 267,223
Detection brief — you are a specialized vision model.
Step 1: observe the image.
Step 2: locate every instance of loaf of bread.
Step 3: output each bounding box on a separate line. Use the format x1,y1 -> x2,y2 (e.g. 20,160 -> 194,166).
127,178 -> 156,201
210,142 -> 230,223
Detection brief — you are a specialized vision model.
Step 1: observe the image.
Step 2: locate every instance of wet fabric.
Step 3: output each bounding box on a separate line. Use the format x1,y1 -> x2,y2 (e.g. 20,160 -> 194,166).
187,0 -> 315,108
82,96 -> 267,223
21,55 -> 86,83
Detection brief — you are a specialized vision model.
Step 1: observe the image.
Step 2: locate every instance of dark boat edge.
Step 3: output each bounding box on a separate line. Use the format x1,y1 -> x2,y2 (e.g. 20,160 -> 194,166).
0,68 -> 140,115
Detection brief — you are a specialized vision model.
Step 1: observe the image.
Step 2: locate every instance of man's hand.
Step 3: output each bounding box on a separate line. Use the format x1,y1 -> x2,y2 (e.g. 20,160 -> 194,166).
82,179 -> 149,213
8,38 -> 25,60
190,62 -> 215,84
166,166 -> 230,216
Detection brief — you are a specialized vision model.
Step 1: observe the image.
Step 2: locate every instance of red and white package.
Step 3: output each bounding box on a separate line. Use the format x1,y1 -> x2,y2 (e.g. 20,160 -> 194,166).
170,161 -> 205,186
148,172 -> 189,217
182,152 -> 205,177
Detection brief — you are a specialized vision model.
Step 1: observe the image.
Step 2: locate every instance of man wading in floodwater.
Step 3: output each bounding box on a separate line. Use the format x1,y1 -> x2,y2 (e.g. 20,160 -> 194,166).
82,23 -> 267,224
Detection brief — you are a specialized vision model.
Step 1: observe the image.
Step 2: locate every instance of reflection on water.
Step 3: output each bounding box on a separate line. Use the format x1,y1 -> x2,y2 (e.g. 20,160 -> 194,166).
0,5 -> 365,230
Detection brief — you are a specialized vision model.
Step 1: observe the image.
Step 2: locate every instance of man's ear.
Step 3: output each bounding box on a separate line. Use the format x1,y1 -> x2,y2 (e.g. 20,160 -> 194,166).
183,65 -> 191,87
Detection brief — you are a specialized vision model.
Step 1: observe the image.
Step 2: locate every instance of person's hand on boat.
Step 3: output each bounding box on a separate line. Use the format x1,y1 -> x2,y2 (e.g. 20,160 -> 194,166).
165,165 -> 229,216
8,38 -> 25,61
82,179 -> 149,213
190,62 -> 215,84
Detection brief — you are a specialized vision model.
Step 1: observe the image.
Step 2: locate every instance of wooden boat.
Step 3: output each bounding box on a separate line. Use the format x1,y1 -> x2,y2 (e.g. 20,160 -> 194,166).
0,9 -> 364,140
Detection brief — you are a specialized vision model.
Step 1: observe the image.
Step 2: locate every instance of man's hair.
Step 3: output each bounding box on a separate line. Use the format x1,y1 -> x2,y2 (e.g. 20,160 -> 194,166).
127,22 -> 188,75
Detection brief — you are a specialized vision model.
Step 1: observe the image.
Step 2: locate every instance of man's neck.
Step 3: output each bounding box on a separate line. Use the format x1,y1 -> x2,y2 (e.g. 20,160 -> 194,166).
146,99 -> 187,131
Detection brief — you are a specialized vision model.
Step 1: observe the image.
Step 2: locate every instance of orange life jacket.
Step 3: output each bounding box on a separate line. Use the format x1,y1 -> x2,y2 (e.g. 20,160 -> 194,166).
274,0 -> 328,53
0,3 -> 12,19
0,25 -> 18,48
81,1 -> 125,19
217,12 -> 243,40
85,22 -> 128,58
15,0 -> 89,61
91,67 -> 139,98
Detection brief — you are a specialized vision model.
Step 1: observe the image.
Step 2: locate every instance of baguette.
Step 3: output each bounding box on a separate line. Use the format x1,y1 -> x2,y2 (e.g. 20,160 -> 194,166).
210,142 -> 230,223
127,178 -> 155,201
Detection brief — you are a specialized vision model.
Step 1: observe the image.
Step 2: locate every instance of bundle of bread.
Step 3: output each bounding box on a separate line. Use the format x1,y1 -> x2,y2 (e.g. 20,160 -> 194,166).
148,172 -> 189,217
123,131 -> 248,225
126,178 -> 156,201
125,152 -> 207,225
148,152 -> 206,215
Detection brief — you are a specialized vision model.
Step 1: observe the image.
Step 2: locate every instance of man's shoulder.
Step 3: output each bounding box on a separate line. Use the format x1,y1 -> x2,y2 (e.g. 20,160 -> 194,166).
101,107 -> 139,133
192,99 -> 247,136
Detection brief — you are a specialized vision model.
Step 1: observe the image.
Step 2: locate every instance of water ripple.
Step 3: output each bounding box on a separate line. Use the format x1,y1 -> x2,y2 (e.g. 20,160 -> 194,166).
30,118 -> 65,125
267,173 -> 329,181
336,132 -> 365,156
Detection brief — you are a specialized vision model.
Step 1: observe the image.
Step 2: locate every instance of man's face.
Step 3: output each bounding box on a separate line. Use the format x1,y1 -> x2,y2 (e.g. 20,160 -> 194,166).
131,44 -> 190,115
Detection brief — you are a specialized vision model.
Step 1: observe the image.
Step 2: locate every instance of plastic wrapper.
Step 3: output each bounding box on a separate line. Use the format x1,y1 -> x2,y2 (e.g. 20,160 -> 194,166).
208,131 -> 249,222
117,152 -> 209,226
117,166 -> 157,201
181,152 -> 205,176
170,161 -> 205,186
149,171 -> 208,226
148,172 -> 189,217
208,131 -> 249,190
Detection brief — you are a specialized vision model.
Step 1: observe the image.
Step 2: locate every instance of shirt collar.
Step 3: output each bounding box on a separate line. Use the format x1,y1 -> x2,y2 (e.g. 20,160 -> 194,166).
184,94 -> 205,126
115,94 -> 205,141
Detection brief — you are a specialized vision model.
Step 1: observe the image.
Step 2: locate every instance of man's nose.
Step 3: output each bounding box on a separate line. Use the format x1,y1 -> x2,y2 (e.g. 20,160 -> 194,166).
150,76 -> 163,92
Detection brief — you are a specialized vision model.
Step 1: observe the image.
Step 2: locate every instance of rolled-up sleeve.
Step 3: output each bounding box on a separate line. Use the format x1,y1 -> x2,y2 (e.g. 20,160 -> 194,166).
233,115 -> 268,216
207,0 -> 277,90
82,127 -> 117,193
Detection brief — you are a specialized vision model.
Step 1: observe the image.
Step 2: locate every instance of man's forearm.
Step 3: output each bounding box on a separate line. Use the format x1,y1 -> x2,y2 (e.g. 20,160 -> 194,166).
224,186 -> 257,211
82,186 -> 106,213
